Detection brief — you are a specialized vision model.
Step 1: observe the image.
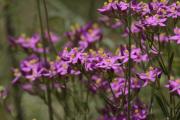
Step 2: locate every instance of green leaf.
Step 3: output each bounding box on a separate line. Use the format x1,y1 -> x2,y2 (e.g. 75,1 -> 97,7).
168,52 -> 174,73
157,58 -> 168,75
154,92 -> 169,117
175,110 -> 180,120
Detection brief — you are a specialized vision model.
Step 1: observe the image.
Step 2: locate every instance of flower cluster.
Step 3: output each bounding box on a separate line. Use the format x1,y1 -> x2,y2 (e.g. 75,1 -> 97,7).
65,23 -> 102,49
11,32 -> 60,53
12,45 -> 161,119
13,45 -> 151,82
99,99 -> 148,120
98,0 -> 180,45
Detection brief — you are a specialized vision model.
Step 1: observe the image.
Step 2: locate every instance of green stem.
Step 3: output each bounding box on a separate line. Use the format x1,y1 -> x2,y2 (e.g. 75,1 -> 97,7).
47,82 -> 54,120
37,0 -> 54,120
127,1 -> 132,120
42,0 -> 58,54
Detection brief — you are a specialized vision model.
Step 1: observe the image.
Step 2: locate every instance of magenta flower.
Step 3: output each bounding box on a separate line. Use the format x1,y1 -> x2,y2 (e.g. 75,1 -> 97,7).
12,55 -> 46,82
132,2 -> 150,16
54,60 -> 69,76
167,2 -> 180,18
166,78 -> 180,96
45,32 -> 60,43
84,49 -> 108,71
170,27 -> 180,44
99,99 -> 148,120
97,1 -> 113,16
117,1 -> 129,11
60,47 -> 85,64
154,33 -> 169,42
13,32 -> 60,53
131,99 -> 148,120
65,23 -> 102,49
143,15 -> 167,27
137,67 -> 162,85
15,34 -> 41,52
131,78 -> 145,90
110,78 -> 128,97
98,0 -> 129,17
117,46 -> 148,63
99,16 -> 122,29
95,56 -> 120,70
90,75 -> 108,92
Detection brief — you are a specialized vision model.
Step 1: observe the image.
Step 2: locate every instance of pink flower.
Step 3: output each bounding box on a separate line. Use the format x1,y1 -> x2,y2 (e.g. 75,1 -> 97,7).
144,15 -> 167,27
166,79 -> 180,96
170,27 -> 180,44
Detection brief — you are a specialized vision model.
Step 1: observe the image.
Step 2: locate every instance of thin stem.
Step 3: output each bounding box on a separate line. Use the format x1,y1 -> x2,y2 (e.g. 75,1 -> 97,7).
37,0 -> 47,63
107,76 -> 116,102
127,1 -> 132,120
85,77 -> 90,120
37,0 -> 54,120
47,82 -> 54,120
42,0 -> 58,54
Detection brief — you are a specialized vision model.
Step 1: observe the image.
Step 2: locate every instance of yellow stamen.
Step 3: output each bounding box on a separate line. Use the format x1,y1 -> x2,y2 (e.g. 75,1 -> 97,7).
62,63 -> 68,69
135,109 -> 139,113
93,23 -> 99,28
71,54 -> 75,59
37,43 -> 42,48
96,78 -> 101,84
108,0 -> 113,3
56,56 -> 61,61
29,59 -> 38,64
75,23 -> 80,29
115,48 -> 120,55
104,2 -> 108,6
149,66 -> 153,70
125,50 -> 129,54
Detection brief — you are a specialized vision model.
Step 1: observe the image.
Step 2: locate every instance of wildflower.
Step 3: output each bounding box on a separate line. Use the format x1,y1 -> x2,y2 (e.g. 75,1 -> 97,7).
55,61 -> 69,76
110,78 -> 128,97
90,75 -> 108,92
65,23 -> 102,49
131,78 -> 145,90
13,32 -> 60,53
143,15 -> 167,27
166,78 -> 180,96
95,56 -> 120,70
117,46 -> 148,63
131,99 -> 148,120
99,16 -> 122,29
17,55 -> 44,81
132,2 -> 150,16
60,47 -> 85,64
167,2 -> 180,18
45,32 -> 60,43
154,33 -> 169,42
170,27 -> 180,44
97,1 -> 114,16
116,1 -> 129,11
137,67 -> 162,85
